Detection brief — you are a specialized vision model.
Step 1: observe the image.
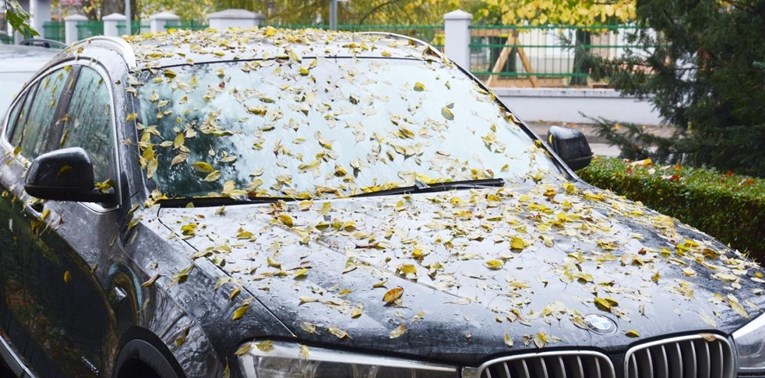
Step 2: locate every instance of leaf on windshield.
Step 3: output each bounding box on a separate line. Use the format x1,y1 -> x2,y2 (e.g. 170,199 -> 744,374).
485,259 -> 504,270
286,48 -> 301,63
397,264 -> 417,279
267,256 -> 282,269
180,223 -> 197,236
192,161 -> 214,173
383,286 -> 404,305
171,265 -> 194,285
298,200 -> 313,211
168,153 -> 187,167
204,170 -> 221,182
510,236 -> 529,251
276,214 -> 295,227
236,227 -> 254,240
173,133 -> 185,149
293,268 -> 309,279
441,106 -> 454,121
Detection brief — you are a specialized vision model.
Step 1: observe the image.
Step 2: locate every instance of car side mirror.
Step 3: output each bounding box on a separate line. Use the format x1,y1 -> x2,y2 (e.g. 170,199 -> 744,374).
547,126 -> 593,170
24,147 -> 115,203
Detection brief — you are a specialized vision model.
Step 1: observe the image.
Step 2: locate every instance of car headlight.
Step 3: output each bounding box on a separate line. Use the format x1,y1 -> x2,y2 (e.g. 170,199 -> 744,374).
733,312 -> 765,374
238,340 -> 458,378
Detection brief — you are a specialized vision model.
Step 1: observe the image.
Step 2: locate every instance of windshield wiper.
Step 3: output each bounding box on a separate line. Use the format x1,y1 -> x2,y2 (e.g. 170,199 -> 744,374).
351,178 -> 505,198
158,196 -> 296,208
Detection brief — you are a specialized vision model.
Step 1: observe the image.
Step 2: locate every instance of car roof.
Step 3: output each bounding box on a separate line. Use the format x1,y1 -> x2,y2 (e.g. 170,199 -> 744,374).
0,44 -> 59,73
119,28 -> 443,70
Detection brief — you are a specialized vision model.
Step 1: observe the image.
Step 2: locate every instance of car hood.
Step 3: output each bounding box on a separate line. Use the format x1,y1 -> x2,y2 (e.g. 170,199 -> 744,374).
155,181 -> 765,364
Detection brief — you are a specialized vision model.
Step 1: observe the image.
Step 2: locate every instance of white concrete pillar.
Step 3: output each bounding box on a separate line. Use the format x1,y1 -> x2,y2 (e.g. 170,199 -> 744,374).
207,9 -> 265,30
65,14 -> 87,45
150,11 -> 180,33
443,10 -> 472,69
103,13 -> 126,37
32,0 -> 52,35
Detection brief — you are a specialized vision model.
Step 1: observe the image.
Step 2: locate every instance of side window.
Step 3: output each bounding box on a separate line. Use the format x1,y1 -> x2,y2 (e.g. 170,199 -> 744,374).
10,67 -> 71,159
60,66 -> 114,182
6,85 -> 35,143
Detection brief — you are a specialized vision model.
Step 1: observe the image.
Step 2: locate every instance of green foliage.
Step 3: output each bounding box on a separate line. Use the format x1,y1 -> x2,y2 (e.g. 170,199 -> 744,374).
585,0 -> 765,177
5,0 -> 39,37
578,157 -> 765,260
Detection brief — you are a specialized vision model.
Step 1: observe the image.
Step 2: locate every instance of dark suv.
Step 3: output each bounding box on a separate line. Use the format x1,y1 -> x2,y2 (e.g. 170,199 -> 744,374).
0,28 -> 763,378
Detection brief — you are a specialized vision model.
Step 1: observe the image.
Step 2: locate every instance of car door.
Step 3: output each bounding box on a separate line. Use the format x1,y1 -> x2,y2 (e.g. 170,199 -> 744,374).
0,63 -> 118,377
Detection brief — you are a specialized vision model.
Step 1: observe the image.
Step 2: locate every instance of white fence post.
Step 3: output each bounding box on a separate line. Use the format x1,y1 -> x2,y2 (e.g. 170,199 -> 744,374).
64,14 -> 87,45
103,13 -> 126,37
150,11 -> 180,33
443,10 -> 472,69
207,9 -> 265,30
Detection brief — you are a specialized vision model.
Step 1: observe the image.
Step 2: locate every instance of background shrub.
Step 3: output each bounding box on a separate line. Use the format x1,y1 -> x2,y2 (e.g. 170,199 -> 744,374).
578,157 -> 765,261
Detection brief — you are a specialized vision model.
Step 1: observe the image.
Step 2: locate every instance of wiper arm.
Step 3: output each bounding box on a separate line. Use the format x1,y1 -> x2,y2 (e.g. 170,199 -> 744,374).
158,196 -> 296,208
351,178 -> 505,198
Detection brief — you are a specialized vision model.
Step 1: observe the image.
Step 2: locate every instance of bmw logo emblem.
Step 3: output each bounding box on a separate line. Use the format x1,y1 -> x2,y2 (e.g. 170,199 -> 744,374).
584,314 -> 618,334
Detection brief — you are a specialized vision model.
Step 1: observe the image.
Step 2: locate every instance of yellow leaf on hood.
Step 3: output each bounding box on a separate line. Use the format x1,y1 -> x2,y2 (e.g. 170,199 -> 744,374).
256,340 -> 273,352
510,236 -> 529,251
389,324 -> 407,339
383,286 -> 404,305
232,303 -> 249,321
326,326 -> 350,339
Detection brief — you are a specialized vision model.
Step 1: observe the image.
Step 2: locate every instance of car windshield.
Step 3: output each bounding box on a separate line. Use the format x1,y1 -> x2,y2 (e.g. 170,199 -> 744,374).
136,57 -> 563,200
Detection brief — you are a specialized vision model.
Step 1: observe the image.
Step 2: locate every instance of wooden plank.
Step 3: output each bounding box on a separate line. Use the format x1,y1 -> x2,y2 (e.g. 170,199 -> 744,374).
515,46 -> 539,88
486,34 -> 516,87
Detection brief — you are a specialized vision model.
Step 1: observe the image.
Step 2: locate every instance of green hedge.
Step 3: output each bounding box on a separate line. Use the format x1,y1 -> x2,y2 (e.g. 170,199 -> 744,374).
578,157 -> 765,261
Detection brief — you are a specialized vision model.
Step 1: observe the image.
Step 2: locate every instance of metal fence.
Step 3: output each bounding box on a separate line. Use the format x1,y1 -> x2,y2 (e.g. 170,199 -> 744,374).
32,21 -> 645,88
116,21 -> 151,35
469,23 -> 644,87
269,23 -> 444,49
43,21 -> 65,42
165,20 -> 209,31
76,21 -> 104,40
